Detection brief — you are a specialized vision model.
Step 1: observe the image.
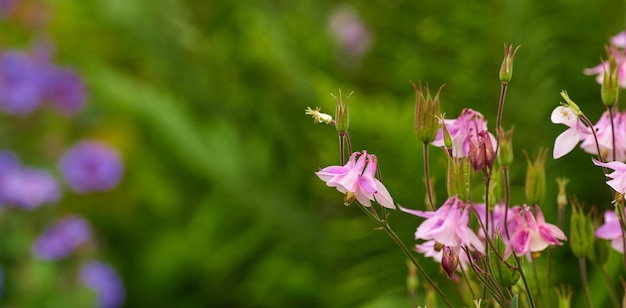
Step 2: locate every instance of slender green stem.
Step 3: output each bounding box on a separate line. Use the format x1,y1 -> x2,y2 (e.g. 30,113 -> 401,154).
579,257 -> 592,308
357,205 -> 454,308
423,143 -> 435,211
599,265 -> 621,308
531,260 -> 543,306
460,263 -> 477,301
608,106 -> 616,161
515,254 -> 536,308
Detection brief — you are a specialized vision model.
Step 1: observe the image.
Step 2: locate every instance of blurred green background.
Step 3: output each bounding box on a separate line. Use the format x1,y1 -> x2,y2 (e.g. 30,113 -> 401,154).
2,0 -> 625,307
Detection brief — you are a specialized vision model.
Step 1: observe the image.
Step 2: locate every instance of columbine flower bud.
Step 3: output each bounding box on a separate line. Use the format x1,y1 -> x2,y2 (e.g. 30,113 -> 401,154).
469,131 -> 495,172
524,148 -> 547,205
437,113 -> 454,150
331,90 -> 353,133
556,177 -> 569,210
555,285 -> 573,308
441,246 -> 459,279
447,158 -> 470,201
305,107 -> 334,124
412,81 -> 444,143
601,47 -> 620,107
497,127 -> 514,167
569,202 -> 595,258
560,91 -> 582,116
499,44 -> 520,83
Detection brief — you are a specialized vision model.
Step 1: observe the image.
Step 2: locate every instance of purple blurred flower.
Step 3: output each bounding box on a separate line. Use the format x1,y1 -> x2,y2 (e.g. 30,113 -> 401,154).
44,67 -> 87,115
504,205 -> 566,259
0,51 -> 48,115
59,141 -> 123,193
33,215 -> 92,260
595,210 -> 624,253
0,166 -> 60,209
0,49 -> 86,116
0,0 -> 18,18
328,6 -> 372,61
80,261 -> 125,308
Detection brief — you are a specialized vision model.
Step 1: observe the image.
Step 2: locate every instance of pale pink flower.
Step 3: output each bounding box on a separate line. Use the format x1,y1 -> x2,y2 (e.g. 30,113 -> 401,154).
583,60 -> 626,89
505,205 -> 566,259
595,210 -> 624,253
611,31 -> 626,48
551,105 -> 590,159
580,111 -> 626,162
402,195 -> 484,251
432,108 -> 496,158
316,151 -> 395,209
592,158 -> 626,194
472,203 -> 516,241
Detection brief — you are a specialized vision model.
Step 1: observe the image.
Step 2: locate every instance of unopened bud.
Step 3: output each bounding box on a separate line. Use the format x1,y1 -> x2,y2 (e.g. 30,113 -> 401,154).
560,91 -> 582,116
469,131 -> 495,172
497,127 -> 514,167
569,203 -> 595,258
441,246 -> 459,279
601,47 -> 620,107
500,44 -> 521,83
439,114 -> 453,150
555,285 -> 573,308
524,148 -> 547,205
447,158 -> 471,201
331,90 -> 353,133
412,81 -> 444,143
556,177 -> 569,210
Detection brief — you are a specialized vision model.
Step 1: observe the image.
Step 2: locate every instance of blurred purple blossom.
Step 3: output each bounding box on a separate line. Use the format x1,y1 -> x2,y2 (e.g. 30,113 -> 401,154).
0,49 -> 86,116
33,215 -> 92,260
80,261 -> 125,308
328,6 -> 372,61
0,154 -> 60,209
0,0 -> 18,18
59,140 -> 123,193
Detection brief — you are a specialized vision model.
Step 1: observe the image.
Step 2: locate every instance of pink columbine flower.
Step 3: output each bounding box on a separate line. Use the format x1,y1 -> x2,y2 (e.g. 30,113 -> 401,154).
595,210 -> 624,253
505,205 -> 566,259
592,158 -> 626,194
402,195 -> 484,251
580,111 -> 626,162
432,108 -> 496,158
551,105 -> 590,159
316,151 -> 395,209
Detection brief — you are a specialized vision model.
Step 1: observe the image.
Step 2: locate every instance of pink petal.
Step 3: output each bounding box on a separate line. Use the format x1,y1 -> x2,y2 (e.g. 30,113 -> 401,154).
553,128 -> 580,159
373,179 -> 395,209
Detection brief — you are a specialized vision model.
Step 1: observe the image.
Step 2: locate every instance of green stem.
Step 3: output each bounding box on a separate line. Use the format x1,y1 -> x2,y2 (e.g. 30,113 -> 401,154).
357,205 -> 454,308
579,257 -> 592,308
515,255 -> 536,308
423,143 -> 436,211
599,265 -> 621,308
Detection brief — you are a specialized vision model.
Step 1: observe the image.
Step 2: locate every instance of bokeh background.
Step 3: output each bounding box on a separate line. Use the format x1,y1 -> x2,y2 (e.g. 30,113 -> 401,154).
0,0 -> 624,307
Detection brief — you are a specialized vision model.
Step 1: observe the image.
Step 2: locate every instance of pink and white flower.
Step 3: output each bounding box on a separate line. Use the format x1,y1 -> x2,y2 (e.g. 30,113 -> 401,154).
580,111 -> 626,162
432,108 -> 496,158
402,195 -> 484,251
505,205 -> 566,259
595,210 -> 624,253
316,151 -> 395,209
592,158 -> 626,194
551,105 -> 590,159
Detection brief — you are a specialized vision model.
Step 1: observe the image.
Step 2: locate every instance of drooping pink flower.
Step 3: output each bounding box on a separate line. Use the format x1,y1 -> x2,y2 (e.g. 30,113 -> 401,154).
316,151 -> 395,209
505,205 -> 566,259
551,105 -> 590,159
580,111 -> 626,162
592,158 -> 626,194
432,108 -> 496,158
595,210 -> 624,253
402,195 -> 484,251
